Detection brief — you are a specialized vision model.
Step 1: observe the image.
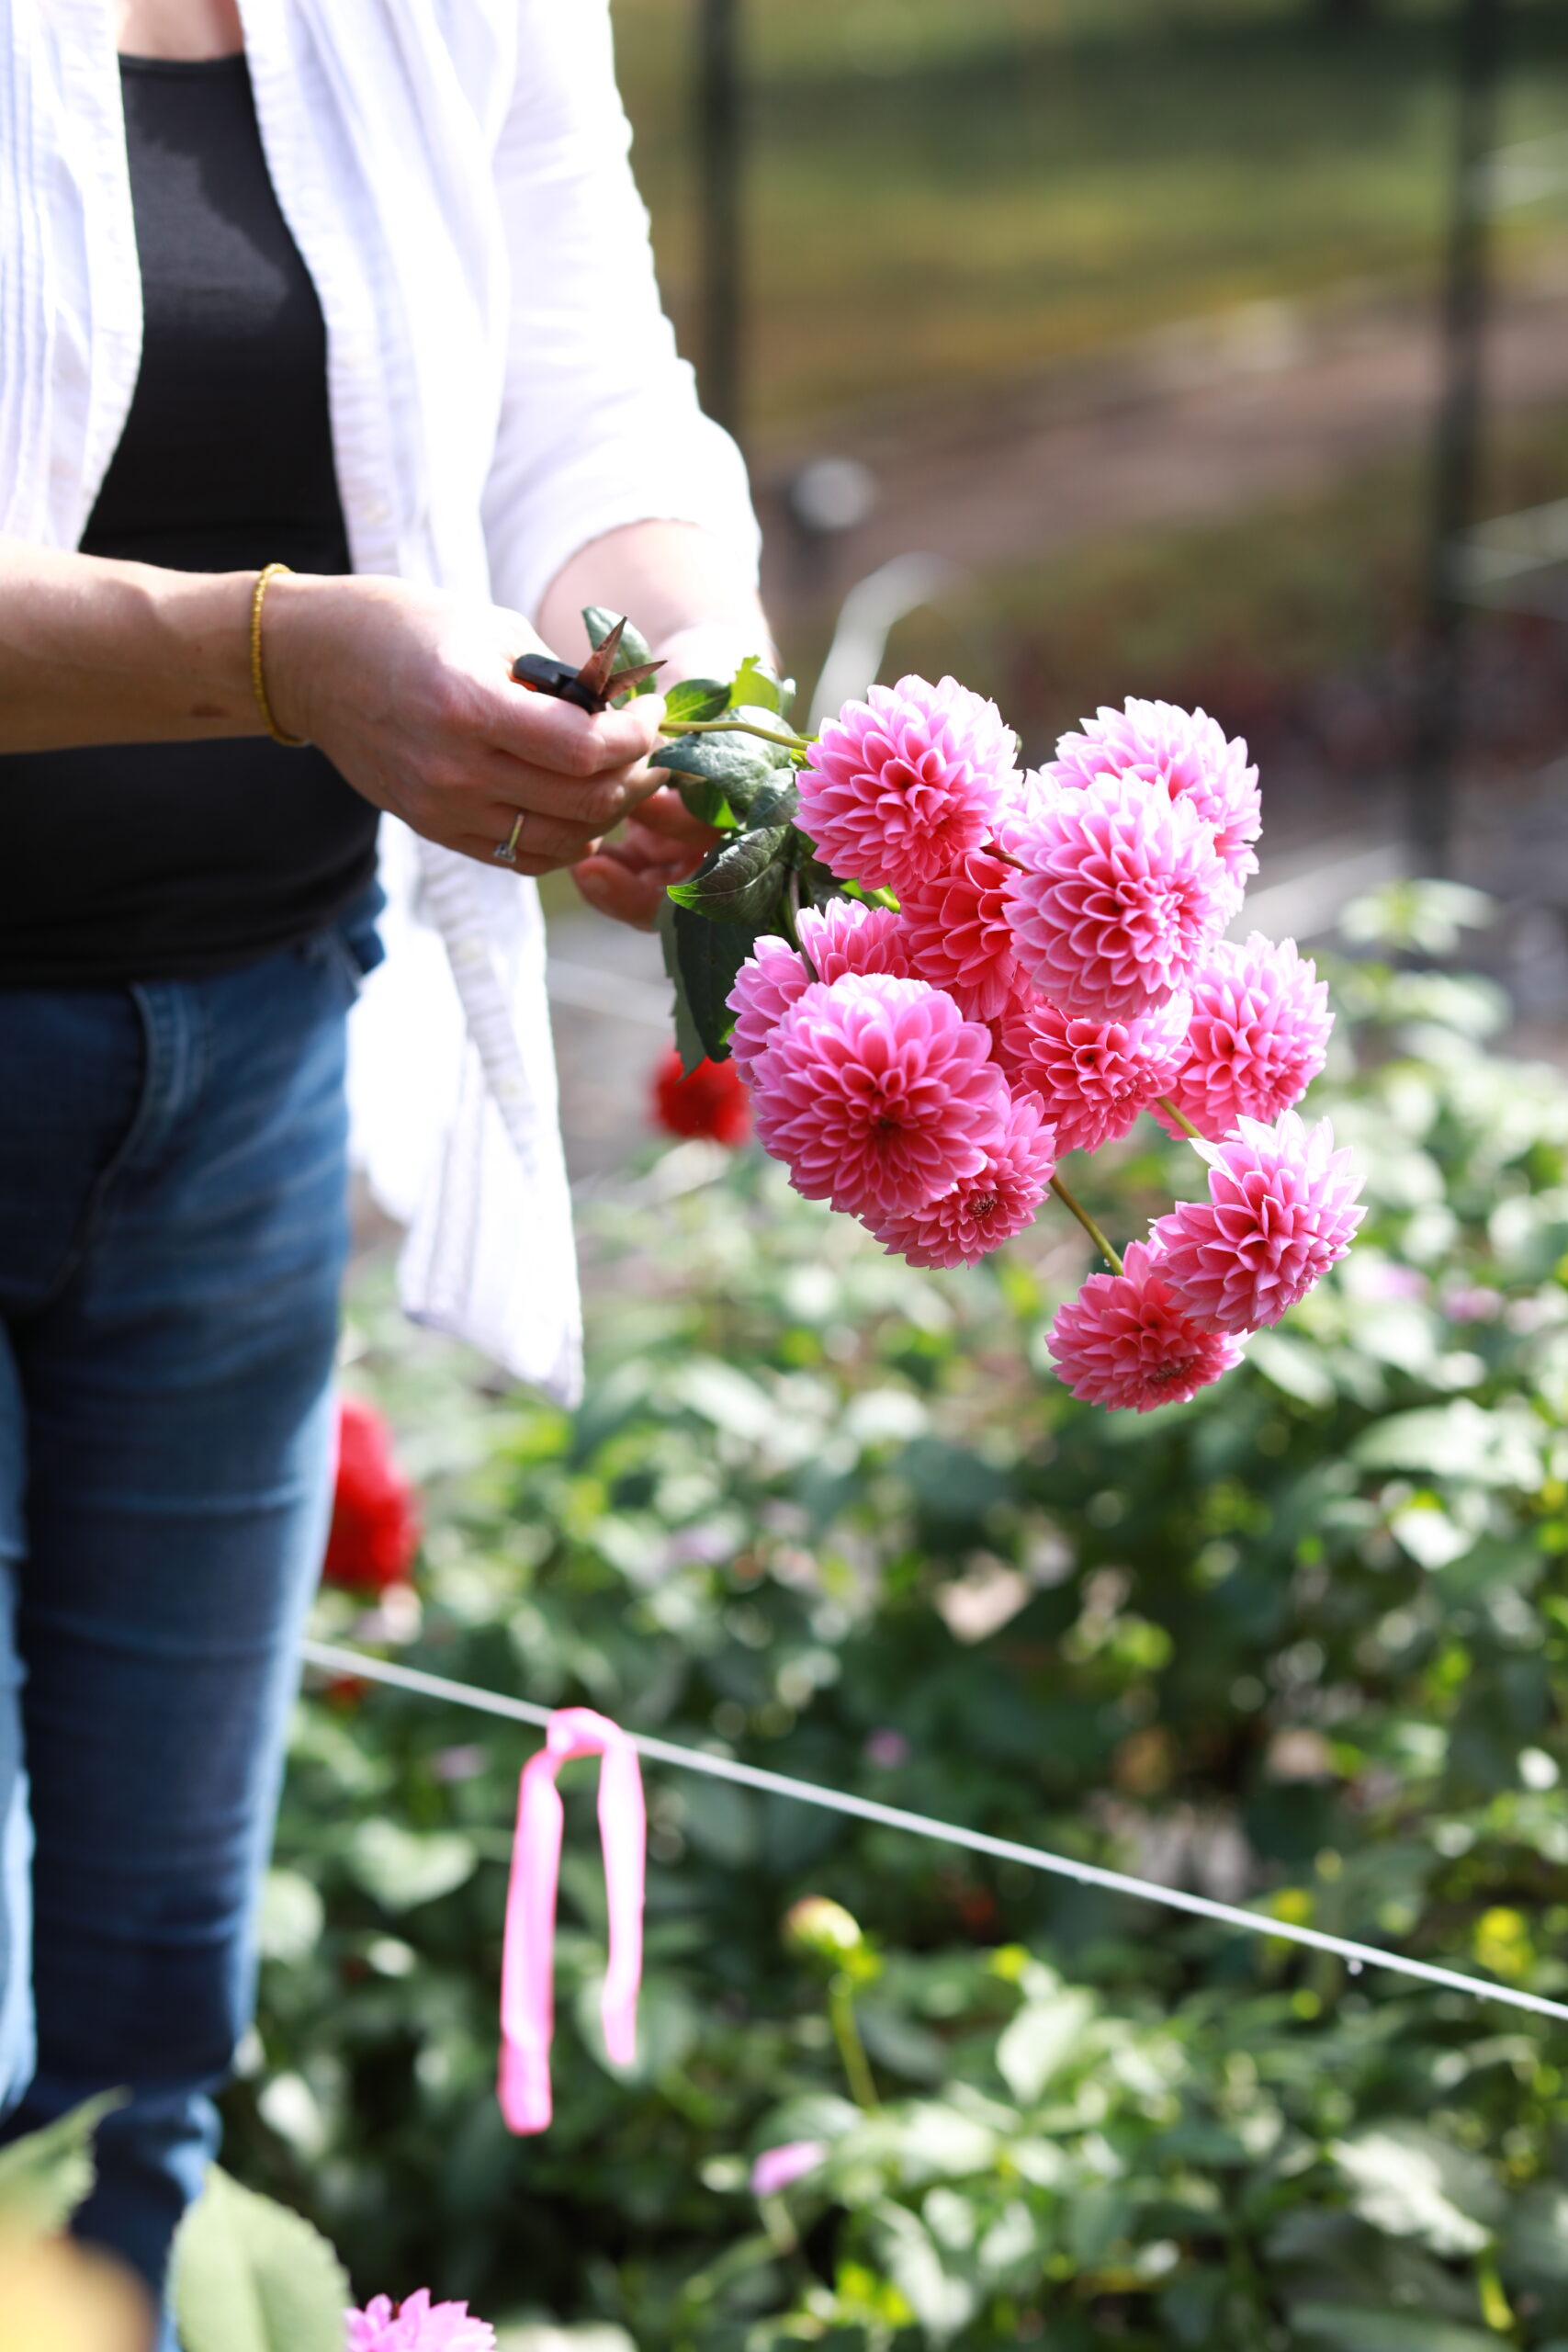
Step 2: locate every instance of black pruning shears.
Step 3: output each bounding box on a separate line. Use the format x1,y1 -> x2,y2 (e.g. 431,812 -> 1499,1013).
510,616 -> 664,714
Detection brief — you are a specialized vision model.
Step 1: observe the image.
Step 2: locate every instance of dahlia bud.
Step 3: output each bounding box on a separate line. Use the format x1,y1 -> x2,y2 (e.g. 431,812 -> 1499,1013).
783,1895 -> 864,1964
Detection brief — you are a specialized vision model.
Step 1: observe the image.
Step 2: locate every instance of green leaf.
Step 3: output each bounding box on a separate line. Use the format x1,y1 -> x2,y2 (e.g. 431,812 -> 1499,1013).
346,1819 -> 478,1912
1292,2304 -> 1499,2352
1352,1400 -> 1543,1488
663,677 -> 729,725
729,653 -> 795,716
659,898 -> 765,1065
581,606 -> 658,696
0,2091 -> 124,2237
995,1989 -> 1094,2104
174,2165 -> 349,2352
1506,2181 -> 1568,2281
671,774 -> 739,831
746,780 -> 800,830
657,895 -> 709,1072
1329,2123 -> 1501,2256
668,828 -> 791,927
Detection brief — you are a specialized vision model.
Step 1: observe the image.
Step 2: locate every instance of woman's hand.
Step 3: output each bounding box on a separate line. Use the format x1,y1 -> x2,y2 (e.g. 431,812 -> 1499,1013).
572,787 -> 719,929
265,572 -> 664,875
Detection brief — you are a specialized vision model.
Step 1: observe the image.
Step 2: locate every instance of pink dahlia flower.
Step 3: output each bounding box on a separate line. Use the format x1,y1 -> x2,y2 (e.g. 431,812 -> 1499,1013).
871,1088 -> 1055,1266
1003,989 -> 1192,1158
798,675 -> 1021,895
896,850 -> 1020,1020
1152,1109 -> 1365,1335
1004,775 -> 1230,1019
1046,1239 -> 1244,1411
1156,933 -> 1331,1142
1048,698 -> 1260,900
727,900 -> 909,1082
750,2141 -> 829,2197
751,973 -> 1008,1219
347,2291 -> 496,2352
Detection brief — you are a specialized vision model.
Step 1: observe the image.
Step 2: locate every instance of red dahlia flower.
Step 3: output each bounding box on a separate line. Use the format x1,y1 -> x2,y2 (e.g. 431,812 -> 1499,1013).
651,1046 -> 751,1147
323,1395 -> 421,1591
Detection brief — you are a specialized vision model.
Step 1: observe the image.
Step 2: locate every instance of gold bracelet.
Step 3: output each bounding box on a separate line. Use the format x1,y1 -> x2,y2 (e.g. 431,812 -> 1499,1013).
249,562 -> 308,747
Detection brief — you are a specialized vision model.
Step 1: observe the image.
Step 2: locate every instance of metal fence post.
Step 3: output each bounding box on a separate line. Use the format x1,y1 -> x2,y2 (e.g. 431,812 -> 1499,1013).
1408,0 -> 1506,878
696,0 -> 743,439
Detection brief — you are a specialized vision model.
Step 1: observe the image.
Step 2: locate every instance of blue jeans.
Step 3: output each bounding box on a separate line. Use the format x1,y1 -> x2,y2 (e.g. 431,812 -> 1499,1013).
0,902 -> 376,2344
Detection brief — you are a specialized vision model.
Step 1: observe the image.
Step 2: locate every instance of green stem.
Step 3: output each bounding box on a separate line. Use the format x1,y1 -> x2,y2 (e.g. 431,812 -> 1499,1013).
1050,1174 -> 1125,1276
1157,1094 -> 1203,1142
829,1976 -> 879,2111
660,716 -> 814,754
783,868 -> 819,980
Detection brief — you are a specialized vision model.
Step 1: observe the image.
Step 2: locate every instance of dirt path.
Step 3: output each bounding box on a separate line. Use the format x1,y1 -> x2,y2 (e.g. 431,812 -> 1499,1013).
755,252 -> 1568,624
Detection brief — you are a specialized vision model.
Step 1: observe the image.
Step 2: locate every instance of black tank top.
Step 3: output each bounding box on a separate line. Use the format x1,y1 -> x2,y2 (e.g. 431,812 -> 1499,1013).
0,53 -> 379,985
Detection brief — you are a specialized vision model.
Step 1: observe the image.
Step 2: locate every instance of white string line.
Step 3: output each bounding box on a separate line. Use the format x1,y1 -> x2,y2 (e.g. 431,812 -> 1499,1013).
299,1638 -> 1568,2027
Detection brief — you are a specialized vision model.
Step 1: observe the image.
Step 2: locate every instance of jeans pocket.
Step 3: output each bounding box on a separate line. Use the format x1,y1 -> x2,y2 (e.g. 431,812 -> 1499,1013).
307,883 -> 387,1009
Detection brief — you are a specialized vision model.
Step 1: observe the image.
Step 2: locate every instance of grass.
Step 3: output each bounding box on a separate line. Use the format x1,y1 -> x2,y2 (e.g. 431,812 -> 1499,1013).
612,0 -> 1568,434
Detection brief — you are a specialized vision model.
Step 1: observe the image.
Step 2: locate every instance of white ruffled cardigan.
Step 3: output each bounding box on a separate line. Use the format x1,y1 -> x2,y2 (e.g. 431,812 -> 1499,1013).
1,0 -> 761,1402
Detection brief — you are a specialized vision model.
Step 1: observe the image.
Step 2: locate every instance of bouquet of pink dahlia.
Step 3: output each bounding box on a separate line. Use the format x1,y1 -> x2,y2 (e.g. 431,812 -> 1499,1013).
632,622 -> 1364,1413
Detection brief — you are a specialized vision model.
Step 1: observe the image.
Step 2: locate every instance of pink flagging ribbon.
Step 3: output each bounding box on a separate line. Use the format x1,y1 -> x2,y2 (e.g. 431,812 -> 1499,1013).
497,1706 -> 646,2134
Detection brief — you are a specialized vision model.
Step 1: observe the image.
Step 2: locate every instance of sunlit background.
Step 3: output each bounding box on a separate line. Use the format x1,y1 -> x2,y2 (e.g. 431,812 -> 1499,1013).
536,0 -> 1568,1178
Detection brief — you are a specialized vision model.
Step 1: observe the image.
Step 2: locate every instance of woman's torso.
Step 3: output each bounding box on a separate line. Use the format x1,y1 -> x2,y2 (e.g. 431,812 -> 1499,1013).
0,52 -> 378,986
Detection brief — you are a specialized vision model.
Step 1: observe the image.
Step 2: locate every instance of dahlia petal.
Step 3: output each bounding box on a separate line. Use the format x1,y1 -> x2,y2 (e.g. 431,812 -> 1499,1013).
871,1087 -> 1056,1266
750,973 -> 1008,1219
1154,934 -> 1331,1141
1046,1239 -> 1245,1411
1004,775 -> 1230,1019
897,850 -> 1020,1020
347,2290 -> 497,2352
1154,1110 -> 1365,1335
1003,989 -> 1191,1156
1048,698 -> 1260,899
726,901 -> 909,1082
797,675 -> 1021,895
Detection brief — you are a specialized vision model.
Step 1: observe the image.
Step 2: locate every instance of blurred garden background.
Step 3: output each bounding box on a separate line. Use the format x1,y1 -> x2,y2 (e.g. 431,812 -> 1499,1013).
238,3 -> 1568,2346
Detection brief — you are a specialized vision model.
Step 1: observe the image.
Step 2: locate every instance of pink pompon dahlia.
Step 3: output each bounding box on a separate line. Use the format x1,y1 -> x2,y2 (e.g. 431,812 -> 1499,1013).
1004,774 -> 1230,1020
1156,933 -> 1331,1142
347,2290 -> 496,2352
1048,698 -> 1261,900
1003,989 -> 1192,1158
896,850 -> 1020,1021
1152,1109 -> 1365,1335
727,900 -> 909,1083
871,1088 -> 1056,1266
750,973 -> 1008,1219
1046,1239 -> 1245,1411
798,675 -> 1021,896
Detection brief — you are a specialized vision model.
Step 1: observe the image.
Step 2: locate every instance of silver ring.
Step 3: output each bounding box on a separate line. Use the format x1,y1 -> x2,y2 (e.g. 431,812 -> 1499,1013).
492,811 -> 525,865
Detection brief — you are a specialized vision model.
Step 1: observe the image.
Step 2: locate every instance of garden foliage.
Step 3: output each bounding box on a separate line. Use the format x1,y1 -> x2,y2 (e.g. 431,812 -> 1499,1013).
231,890 -> 1568,2348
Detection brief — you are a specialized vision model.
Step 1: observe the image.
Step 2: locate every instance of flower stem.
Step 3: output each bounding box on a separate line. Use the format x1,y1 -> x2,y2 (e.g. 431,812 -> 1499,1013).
783,869 -> 819,980
983,842 -> 1026,870
829,1976 -> 879,2112
660,716 -> 814,754
1157,1095 -> 1203,1142
1050,1174 -> 1125,1276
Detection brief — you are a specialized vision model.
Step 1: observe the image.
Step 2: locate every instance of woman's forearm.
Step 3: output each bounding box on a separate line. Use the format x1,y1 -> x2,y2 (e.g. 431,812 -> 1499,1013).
536,519 -> 773,685
0,539 -> 261,752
